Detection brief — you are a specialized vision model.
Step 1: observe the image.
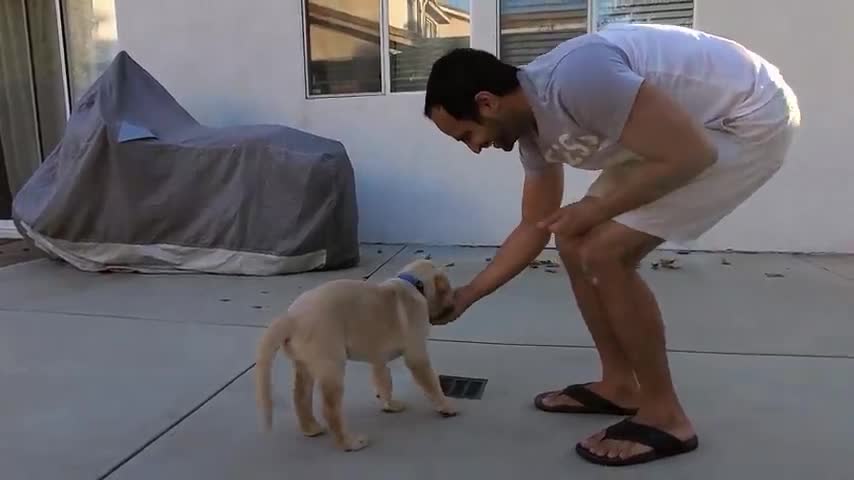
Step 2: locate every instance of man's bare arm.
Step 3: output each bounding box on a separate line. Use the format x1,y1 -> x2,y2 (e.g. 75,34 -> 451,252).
465,163 -> 564,301
596,81 -> 718,220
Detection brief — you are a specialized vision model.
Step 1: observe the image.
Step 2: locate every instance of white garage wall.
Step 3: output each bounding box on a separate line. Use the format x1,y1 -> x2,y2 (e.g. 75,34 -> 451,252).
115,0 -> 854,253
693,0 -> 854,253
114,0 -> 307,127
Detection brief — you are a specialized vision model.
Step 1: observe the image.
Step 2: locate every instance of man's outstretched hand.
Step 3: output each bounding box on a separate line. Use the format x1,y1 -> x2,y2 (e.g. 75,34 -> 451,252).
430,285 -> 479,326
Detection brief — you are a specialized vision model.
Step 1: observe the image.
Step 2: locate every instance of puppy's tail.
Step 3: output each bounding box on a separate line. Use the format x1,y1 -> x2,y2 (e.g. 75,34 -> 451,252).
255,313 -> 293,432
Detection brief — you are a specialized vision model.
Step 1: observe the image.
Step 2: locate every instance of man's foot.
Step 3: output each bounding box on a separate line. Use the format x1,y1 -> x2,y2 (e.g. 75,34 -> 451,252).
576,407 -> 698,466
533,381 -> 639,415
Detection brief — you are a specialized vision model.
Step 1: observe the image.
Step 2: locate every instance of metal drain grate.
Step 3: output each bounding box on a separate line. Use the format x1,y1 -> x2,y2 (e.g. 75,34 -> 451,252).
438,375 -> 487,400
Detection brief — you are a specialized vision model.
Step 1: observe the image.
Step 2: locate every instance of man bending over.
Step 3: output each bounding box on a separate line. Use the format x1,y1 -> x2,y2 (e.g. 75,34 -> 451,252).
423,23 -> 800,466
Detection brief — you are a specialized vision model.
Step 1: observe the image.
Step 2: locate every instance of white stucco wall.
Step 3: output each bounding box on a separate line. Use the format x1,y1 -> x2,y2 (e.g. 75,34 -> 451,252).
114,0 -> 306,127
115,0 -> 854,253
693,0 -> 854,253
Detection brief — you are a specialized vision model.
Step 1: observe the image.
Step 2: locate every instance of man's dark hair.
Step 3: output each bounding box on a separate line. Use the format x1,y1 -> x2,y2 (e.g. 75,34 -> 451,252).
423,48 -> 520,121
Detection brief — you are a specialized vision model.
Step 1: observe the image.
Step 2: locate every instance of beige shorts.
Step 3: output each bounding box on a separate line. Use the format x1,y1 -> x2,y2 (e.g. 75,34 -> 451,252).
587,83 -> 801,244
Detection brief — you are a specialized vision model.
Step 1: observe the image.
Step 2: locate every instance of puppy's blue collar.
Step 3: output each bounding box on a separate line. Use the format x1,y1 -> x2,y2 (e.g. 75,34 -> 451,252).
397,273 -> 425,294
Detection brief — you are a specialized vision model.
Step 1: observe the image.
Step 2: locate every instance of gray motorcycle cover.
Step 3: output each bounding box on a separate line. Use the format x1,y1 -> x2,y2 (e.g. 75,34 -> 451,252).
12,51 -> 359,275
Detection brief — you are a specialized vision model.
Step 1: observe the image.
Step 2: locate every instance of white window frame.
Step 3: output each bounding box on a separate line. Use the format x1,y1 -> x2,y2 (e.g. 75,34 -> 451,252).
55,0 -> 74,120
588,0 -> 599,33
302,0 -> 473,99
56,0 -> 125,114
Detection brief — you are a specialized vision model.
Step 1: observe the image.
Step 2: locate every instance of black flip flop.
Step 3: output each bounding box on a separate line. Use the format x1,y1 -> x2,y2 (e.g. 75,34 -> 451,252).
575,418 -> 699,466
533,383 -> 638,415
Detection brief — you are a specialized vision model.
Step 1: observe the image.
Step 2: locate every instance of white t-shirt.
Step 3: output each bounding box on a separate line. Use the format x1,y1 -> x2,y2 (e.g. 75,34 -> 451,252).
516,23 -> 787,173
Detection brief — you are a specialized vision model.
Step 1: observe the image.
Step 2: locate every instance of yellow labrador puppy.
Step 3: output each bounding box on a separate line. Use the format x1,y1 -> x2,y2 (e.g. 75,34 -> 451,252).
254,259 -> 457,451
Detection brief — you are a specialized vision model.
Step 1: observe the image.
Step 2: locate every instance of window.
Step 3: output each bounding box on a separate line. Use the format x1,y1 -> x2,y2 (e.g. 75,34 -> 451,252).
500,1 -> 589,67
304,0 -> 383,96
303,0 -> 471,97
61,0 -> 120,104
499,0 -> 694,66
388,0 -> 471,92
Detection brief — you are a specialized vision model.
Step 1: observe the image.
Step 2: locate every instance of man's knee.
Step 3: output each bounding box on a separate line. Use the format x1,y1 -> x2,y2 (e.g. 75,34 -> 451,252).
557,233 -> 626,279
580,241 -> 623,278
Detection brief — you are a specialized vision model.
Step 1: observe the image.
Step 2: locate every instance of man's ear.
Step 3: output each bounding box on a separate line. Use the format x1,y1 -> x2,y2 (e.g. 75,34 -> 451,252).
474,91 -> 499,114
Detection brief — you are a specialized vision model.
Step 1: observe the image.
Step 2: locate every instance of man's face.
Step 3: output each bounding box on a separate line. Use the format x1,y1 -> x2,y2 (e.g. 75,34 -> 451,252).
429,93 -> 525,154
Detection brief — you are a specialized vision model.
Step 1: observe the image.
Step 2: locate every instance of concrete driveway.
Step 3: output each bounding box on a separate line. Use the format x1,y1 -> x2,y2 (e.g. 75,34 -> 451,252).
2,244 -> 852,479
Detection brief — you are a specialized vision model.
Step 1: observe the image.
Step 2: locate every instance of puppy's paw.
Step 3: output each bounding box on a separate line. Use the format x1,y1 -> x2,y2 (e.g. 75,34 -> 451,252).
436,402 -> 458,417
381,400 -> 406,413
339,435 -> 370,452
301,422 -> 326,437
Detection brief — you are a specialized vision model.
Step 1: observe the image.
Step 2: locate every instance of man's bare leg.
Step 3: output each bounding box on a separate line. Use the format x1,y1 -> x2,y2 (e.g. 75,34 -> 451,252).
534,235 -> 640,410
577,222 -> 695,460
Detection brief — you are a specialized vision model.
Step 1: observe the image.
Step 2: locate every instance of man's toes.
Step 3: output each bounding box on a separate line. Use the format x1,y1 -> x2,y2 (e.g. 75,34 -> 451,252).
613,440 -> 634,459
621,441 -> 651,459
601,440 -> 623,459
594,439 -> 651,460
589,439 -> 633,459
541,391 -> 577,408
595,444 -> 614,458
553,394 -> 579,408
580,428 -> 660,460
581,431 -> 606,449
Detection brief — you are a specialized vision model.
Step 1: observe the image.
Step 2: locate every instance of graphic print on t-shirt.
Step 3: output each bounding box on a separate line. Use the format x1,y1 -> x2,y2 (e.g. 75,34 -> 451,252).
543,133 -> 602,167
